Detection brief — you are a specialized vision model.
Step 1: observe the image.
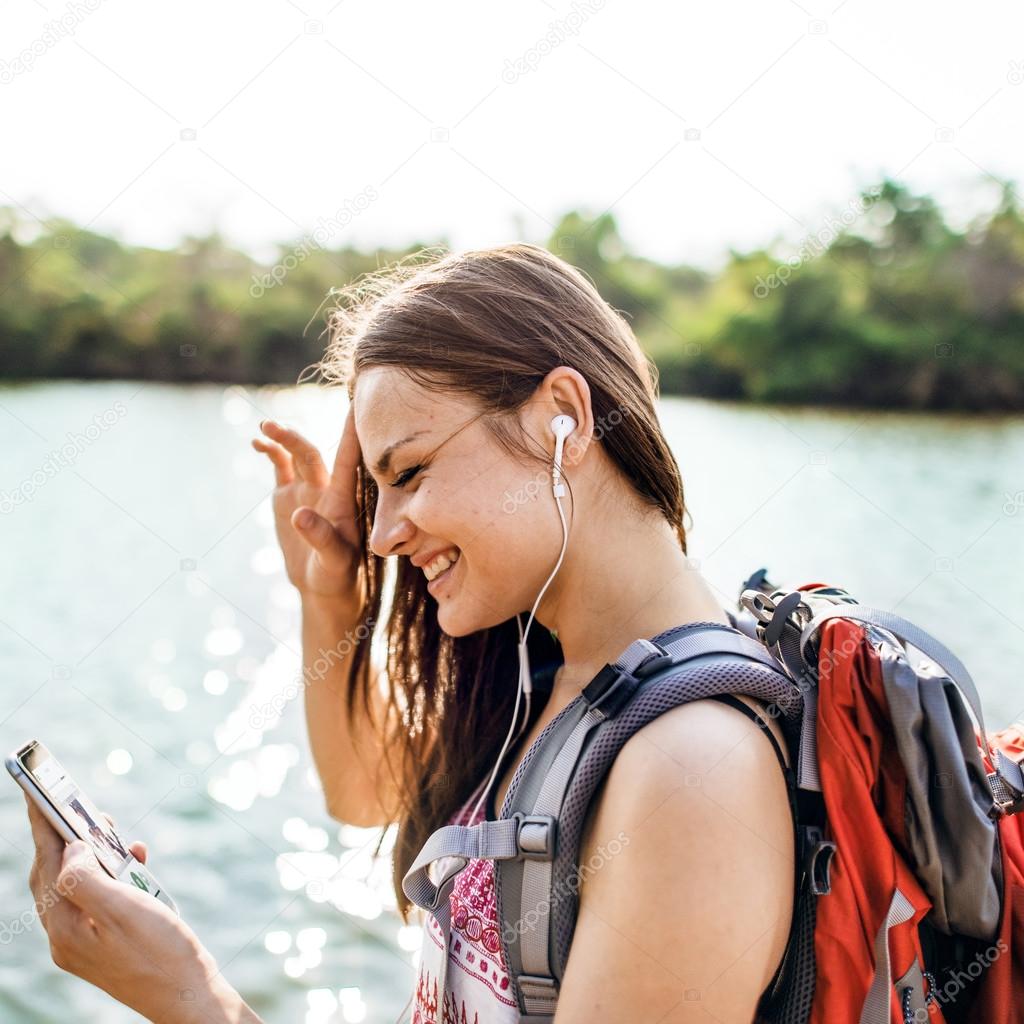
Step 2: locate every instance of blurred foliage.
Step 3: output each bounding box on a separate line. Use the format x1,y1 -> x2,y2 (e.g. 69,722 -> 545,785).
3,177 -> 1024,410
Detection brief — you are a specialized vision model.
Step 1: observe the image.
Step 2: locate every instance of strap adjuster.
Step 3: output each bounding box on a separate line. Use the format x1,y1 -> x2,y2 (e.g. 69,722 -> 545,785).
582,664 -> 640,718
518,973 -> 557,994
513,812 -> 556,861
802,825 -> 837,895
634,652 -> 675,679
517,973 -> 559,1017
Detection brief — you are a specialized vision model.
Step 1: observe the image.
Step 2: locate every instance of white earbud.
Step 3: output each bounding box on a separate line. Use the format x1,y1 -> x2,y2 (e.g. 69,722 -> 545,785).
550,414 -> 576,498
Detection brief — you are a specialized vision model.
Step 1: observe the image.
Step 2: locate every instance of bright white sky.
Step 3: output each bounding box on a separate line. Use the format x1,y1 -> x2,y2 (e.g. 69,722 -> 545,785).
2,0 -> 1022,270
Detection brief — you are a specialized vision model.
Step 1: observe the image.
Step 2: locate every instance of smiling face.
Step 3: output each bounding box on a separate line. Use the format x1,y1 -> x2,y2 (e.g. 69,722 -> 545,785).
354,366 -> 570,637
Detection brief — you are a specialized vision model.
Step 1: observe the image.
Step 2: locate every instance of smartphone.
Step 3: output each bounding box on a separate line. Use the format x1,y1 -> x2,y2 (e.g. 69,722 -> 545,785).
7,740 -> 178,915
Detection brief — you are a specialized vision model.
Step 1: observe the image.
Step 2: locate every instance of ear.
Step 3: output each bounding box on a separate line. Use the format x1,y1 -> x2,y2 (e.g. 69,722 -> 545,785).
532,366 -> 594,469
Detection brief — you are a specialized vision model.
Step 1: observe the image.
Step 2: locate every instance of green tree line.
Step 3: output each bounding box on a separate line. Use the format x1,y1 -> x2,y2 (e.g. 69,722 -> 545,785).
2,177 -> 1023,410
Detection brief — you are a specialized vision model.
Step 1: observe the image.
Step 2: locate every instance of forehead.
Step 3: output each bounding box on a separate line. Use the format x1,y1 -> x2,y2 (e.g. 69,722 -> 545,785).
353,367 -> 470,469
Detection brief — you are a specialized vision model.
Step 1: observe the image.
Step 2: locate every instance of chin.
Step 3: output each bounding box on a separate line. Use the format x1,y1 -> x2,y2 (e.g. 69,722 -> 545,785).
434,597 -> 505,641
435,614 -> 472,640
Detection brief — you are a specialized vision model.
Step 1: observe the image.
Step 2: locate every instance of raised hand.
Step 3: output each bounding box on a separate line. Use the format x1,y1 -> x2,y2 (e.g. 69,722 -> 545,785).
252,403 -> 368,617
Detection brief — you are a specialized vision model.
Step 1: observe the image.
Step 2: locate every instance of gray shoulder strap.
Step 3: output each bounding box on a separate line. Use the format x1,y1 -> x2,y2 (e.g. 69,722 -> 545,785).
495,621 -> 800,1022
400,815 -> 558,1015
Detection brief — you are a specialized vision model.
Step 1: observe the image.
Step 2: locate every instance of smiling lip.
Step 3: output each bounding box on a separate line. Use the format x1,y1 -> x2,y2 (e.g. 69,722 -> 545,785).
426,558 -> 457,595
412,546 -> 458,569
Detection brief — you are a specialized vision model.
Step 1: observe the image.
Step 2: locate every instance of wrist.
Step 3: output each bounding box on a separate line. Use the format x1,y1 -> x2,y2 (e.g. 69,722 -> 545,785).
205,983 -> 262,1024
174,961 -> 262,1024
301,592 -> 363,628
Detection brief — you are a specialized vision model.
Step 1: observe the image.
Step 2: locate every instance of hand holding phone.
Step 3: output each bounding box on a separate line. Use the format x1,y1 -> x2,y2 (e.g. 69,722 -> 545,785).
7,740 -> 177,913
18,771 -> 261,1023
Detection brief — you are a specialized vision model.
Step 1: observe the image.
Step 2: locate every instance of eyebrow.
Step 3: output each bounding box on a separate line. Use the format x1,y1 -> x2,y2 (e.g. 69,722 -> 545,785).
372,429 -> 431,476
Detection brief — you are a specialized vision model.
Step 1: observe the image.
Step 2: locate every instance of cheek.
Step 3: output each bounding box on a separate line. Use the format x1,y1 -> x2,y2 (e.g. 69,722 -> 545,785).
426,472 -> 535,557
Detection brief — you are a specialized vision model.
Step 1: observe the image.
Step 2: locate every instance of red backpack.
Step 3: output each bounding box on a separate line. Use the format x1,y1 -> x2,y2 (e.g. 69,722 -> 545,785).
402,570 -> 1024,1022
792,582 -> 1024,1023
726,571 -> 1024,1023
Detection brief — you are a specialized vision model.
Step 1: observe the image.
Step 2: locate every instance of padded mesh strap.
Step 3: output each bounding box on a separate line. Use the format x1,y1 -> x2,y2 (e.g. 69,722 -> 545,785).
660,626 -> 787,676
509,625 -> 797,1021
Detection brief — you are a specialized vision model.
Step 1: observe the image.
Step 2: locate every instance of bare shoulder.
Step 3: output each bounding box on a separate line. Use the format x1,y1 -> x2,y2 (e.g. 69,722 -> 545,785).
554,699 -> 795,1023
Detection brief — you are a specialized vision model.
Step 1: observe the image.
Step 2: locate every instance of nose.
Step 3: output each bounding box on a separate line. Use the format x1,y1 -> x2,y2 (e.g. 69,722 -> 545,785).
369,493 -> 416,559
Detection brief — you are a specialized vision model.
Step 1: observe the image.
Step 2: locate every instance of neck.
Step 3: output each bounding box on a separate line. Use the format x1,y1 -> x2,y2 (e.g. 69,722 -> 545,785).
534,510 -> 730,716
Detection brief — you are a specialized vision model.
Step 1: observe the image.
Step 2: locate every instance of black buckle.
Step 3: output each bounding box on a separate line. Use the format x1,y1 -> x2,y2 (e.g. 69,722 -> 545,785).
513,812 -> 556,861
582,664 -> 641,719
634,652 -> 676,679
802,825 -> 837,895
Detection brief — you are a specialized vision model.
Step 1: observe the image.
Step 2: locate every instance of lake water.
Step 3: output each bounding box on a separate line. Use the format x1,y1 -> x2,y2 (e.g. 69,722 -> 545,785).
1,380 -> 1022,1023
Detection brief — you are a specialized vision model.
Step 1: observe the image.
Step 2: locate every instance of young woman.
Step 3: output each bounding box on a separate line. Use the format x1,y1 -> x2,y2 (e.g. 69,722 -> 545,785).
24,244 -> 794,1023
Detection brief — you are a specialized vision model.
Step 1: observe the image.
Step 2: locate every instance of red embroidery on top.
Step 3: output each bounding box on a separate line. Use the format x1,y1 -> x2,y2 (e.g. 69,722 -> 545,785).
412,790 -> 519,1023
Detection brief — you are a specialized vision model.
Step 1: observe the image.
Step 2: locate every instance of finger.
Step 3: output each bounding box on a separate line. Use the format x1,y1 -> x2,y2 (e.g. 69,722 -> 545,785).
57,841 -> 114,917
129,841 -> 147,865
291,507 -> 353,574
251,437 -> 295,487
260,420 -> 328,487
323,403 -> 363,541
25,794 -> 66,882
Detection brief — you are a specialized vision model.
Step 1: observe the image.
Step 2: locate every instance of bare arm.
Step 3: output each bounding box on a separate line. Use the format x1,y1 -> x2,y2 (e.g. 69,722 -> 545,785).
555,698 -> 795,1023
253,407 -> 406,829
301,595 -> 402,828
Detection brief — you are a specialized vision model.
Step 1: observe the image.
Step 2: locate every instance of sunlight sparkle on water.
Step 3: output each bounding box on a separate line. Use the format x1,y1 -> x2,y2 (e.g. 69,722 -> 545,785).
208,744 -> 297,811
339,988 -> 367,1023
397,925 -> 422,952
161,686 -> 187,711
203,669 -> 229,694
264,930 -> 292,954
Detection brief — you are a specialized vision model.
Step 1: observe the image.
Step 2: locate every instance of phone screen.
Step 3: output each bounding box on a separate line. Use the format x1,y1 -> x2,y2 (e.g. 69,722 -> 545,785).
21,742 -> 167,901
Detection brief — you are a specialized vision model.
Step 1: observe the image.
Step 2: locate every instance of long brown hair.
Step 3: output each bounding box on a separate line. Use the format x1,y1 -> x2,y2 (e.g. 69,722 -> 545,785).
311,243 -> 691,920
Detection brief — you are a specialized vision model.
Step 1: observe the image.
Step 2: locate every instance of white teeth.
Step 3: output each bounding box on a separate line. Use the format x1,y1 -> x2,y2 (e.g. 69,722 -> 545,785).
424,549 -> 460,582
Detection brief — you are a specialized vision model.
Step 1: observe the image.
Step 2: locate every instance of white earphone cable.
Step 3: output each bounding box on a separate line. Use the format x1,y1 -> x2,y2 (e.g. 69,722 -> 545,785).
469,444 -> 571,824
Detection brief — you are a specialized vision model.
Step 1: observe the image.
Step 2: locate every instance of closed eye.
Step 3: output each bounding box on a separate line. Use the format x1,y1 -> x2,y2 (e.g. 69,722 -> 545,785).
390,464 -> 422,488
